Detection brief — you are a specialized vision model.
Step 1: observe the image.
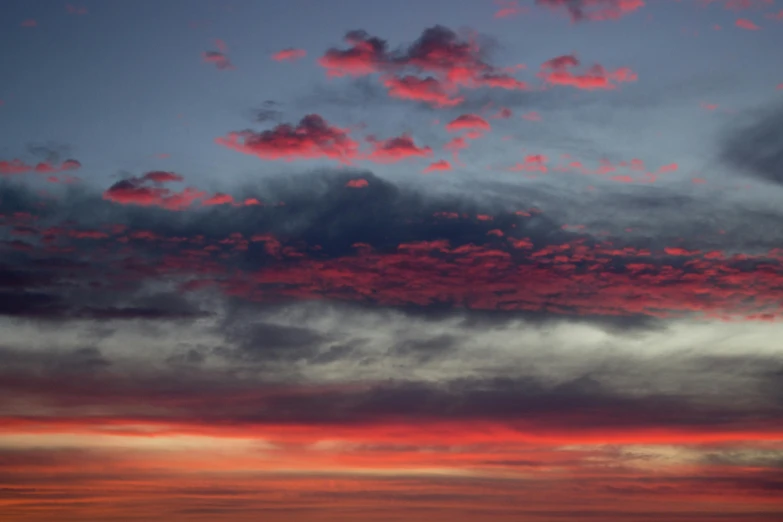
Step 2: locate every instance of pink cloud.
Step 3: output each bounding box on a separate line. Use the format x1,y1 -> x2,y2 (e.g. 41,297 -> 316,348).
735,18 -> 761,29
103,172 -> 205,211
494,0 -> 528,18
216,115 -> 359,164
539,54 -> 637,90
423,160 -> 453,173
446,114 -> 492,132
272,48 -> 307,61
365,134 -> 433,163
382,75 -> 464,107
0,159 -> 81,176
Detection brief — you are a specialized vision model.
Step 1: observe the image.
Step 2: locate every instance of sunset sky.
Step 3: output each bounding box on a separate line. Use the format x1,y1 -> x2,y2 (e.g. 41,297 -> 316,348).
2,0 -> 783,520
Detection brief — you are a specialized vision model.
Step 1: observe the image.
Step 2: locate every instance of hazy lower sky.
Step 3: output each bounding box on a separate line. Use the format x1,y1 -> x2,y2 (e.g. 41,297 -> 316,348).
2,1 -> 783,521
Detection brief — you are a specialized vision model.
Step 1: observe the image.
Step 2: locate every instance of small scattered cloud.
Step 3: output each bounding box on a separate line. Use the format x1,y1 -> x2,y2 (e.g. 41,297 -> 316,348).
272,48 -> 307,61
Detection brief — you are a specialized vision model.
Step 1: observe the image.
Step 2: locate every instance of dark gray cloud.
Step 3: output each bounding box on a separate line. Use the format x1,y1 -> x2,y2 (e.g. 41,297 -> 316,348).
2,166 -> 783,331
721,103 -> 783,186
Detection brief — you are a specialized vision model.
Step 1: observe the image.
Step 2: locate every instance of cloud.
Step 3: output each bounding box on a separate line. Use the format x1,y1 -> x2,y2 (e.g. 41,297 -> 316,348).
494,1 -> 527,18
216,114 -> 359,164
5,170 -> 783,326
318,30 -> 389,77
445,114 -> 492,132
203,51 -> 233,70
364,134 -> 433,163
103,171 -> 205,210
346,178 -> 369,188
381,75 -> 464,107
490,107 -> 513,119
539,54 -> 637,90
423,160 -> 453,173
536,0 -> 645,22
272,48 -> 307,61
735,17 -> 762,29
203,41 -> 233,70
318,26 -> 529,107
720,103 -> 783,185
0,159 -> 81,176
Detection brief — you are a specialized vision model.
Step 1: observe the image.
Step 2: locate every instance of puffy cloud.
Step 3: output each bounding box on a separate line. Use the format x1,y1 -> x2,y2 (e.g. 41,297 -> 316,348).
216,114 -> 359,164
365,134 -> 433,163
539,54 -> 637,90
445,114 -> 492,132
318,26 -> 529,107
102,171 -> 205,210
318,30 -> 389,77
381,75 -> 464,107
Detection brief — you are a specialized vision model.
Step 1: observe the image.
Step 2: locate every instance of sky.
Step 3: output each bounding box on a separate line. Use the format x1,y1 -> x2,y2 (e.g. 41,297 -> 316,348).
1,0 -> 783,520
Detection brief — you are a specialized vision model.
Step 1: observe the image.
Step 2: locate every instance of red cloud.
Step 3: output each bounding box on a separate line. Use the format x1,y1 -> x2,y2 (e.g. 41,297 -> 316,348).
20,19 -> 37,27
509,154 -> 549,173
664,247 -> 701,256
539,54 -> 637,90
216,114 -> 359,164
365,134 -> 433,163
381,75 -> 464,107
537,0 -> 645,22
494,0 -> 527,18
318,30 -> 388,77
103,173 -> 205,211
346,179 -> 369,188
141,171 -> 184,183
319,26 -> 529,106
0,159 -> 81,176
445,114 -> 491,132
423,160 -> 453,173
272,48 -> 307,61
767,9 -> 783,20
735,18 -> 761,29
203,41 -> 233,70
201,193 -> 235,206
